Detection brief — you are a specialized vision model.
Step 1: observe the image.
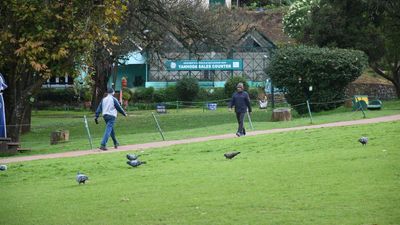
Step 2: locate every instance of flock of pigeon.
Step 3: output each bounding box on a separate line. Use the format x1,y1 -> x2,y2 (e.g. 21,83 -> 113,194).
74,153 -> 147,185
0,137 -> 369,185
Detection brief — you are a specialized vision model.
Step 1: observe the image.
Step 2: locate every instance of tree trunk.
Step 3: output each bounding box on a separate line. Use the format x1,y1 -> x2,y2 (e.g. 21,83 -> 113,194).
371,64 -> 400,98
4,71 -> 44,142
90,44 -> 114,111
394,71 -> 400,98
21,104 -> 32,134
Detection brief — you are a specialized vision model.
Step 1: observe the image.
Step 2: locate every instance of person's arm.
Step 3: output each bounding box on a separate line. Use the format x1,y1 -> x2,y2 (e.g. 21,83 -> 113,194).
245,92 -> 252,113
228,93 -> 236,110
113,98 -> 127,116
95,101 -> 102,118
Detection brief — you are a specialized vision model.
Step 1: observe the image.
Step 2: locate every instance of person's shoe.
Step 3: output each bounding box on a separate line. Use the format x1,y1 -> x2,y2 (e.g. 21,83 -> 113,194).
114,143 -> 120,149
99,146 -> 108,151
236,132 -> 241,137
243,128 -> 246,136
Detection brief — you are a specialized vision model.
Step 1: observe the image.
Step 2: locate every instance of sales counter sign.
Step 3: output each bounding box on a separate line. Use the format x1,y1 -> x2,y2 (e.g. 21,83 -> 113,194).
166,59 -> 243,71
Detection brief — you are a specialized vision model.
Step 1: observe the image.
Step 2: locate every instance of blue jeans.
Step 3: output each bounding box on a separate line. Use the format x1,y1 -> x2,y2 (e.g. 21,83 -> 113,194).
100,115 -> 118,147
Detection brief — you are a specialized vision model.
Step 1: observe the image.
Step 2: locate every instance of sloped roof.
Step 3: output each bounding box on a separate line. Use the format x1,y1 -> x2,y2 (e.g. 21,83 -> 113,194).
245,9 -> 293,45
237,27 -> 276,49
152,8 -> 292,54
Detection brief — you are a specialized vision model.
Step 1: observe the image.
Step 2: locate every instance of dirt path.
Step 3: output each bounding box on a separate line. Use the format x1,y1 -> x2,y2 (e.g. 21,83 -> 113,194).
1,114 -> 399,164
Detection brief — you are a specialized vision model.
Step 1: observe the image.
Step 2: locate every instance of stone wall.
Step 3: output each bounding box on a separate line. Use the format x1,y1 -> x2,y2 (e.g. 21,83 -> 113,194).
345,83 -> 397,100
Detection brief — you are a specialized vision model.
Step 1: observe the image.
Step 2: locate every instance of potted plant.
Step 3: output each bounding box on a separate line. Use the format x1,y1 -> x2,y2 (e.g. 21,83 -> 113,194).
121,76 -> 128,88
122,87 -> 131,109
82,88 -> 92,109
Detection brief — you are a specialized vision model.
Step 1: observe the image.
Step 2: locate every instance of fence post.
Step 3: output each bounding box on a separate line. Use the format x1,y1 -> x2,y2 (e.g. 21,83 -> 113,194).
246,111 -> 254,130
306,100 -> 313,124
83,115 -> 93,149
151,112 -> 165,141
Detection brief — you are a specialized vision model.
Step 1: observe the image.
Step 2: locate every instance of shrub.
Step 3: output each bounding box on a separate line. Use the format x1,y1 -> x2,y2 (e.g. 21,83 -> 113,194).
152,86 -> 175,102
36,88 -> 78,104
248,88 -> 259,100
82,88 -> 92,101
122,88 -> 132,101
195,88 -> 210,102
132,87 -> 154,102
175,77 -> 199,102
211,88 -> 227,101
267,45 -> 368,114
224,76 -> 249,98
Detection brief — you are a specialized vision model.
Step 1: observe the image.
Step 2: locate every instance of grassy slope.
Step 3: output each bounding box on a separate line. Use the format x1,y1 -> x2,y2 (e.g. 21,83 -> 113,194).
1,121 -> 399,224
16,100 -> 400,155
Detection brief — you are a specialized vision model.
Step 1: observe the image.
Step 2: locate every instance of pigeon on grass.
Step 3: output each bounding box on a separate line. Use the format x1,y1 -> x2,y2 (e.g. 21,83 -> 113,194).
358,137 -> 368,146
76,172 -> 89,184
126,153 -> 138,161
0,165 -> 7,171
127,160 -> 146,168
224,151 -> 241,159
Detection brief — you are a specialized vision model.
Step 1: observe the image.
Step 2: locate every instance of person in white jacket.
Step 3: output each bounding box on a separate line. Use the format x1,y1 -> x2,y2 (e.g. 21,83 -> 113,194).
95,87 -> 127,150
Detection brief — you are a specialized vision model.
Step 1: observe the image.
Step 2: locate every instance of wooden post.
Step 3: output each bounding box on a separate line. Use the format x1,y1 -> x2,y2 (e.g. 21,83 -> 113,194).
271,108 -> 292,121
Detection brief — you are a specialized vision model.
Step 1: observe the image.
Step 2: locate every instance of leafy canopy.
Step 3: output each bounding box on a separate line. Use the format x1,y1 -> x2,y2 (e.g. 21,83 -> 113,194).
268,45 -> 368,114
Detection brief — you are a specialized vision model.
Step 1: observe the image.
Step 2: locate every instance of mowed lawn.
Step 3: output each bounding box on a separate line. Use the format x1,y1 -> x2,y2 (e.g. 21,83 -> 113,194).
1,121 -> 399,225
17,99 -> 400,155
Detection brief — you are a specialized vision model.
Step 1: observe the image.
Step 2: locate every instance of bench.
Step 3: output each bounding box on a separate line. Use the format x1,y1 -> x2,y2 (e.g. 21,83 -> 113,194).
352,95 -> 382,110
0,141 -> 20,155
367,99 -> 382,110
17,148 -> 31,152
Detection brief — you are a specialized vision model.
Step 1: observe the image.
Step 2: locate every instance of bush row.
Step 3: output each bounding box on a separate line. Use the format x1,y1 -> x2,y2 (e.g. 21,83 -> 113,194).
131,76 -> 260,104
35,76 -> 261,108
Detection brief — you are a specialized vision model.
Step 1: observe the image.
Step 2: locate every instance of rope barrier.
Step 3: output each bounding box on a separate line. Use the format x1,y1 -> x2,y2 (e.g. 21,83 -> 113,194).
309,97 -> 353,105
6,97 -> 399,133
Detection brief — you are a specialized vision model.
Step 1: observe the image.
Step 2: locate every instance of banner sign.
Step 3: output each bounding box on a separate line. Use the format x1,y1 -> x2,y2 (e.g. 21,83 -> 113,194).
166,59 -> 243,71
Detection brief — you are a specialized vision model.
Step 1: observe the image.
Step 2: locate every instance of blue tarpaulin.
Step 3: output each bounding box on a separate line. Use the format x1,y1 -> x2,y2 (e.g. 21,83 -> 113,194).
0,73 -> 7,138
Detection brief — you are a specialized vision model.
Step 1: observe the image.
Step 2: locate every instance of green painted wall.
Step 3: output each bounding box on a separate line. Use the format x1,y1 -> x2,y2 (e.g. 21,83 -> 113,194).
111,64 -> 147,91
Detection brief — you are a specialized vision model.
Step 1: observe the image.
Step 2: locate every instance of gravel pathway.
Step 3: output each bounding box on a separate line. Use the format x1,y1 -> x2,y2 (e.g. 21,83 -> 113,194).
1,114 -> 399,164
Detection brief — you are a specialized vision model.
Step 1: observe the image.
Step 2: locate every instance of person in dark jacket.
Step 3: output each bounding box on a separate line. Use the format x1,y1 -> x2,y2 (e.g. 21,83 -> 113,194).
95,87 -> 127,150
229,83 -> 252,137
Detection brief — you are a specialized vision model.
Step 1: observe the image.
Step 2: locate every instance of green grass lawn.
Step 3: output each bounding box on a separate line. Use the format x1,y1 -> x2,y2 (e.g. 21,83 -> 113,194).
1,121 -> 399,224
15,99 -> 400,155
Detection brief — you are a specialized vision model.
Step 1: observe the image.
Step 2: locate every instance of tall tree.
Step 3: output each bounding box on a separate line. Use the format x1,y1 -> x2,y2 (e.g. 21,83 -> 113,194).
0,0 -> 124,141
284,0 -> 400,97
90,0 -> 249,110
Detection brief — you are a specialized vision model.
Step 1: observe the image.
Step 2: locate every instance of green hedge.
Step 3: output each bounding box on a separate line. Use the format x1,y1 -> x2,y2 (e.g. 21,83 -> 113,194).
176,77 -> 200,101
268,45 -> 368,114
224,76 -> 249,98
36,88 -> 78,104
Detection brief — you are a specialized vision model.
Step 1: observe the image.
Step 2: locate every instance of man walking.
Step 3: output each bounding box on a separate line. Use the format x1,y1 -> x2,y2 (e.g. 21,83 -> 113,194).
95,87 -> 127,150
229,82 -> 252,137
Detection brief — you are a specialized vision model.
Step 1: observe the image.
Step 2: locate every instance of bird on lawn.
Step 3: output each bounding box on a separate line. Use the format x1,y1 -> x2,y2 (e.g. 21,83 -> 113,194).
358,137 -> 368,146
0,165 -> 7,171
76,172 -> 89,184
127,160 -> 146,168
126,153 -> 138,161
224,151 -> 241,159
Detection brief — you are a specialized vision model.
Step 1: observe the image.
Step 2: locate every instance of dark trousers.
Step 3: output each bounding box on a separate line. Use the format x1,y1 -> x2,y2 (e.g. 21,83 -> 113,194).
235,112 -> 246,134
